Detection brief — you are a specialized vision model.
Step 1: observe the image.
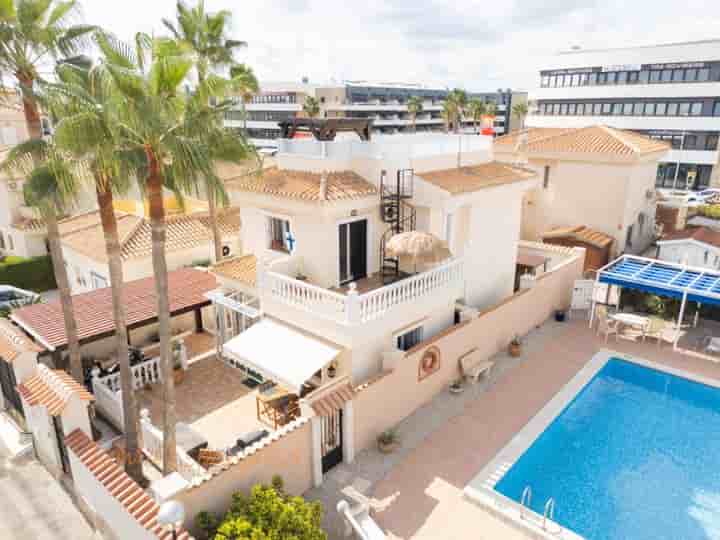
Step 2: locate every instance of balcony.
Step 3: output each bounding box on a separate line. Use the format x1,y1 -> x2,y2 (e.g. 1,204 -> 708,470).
260,258 -> 464,326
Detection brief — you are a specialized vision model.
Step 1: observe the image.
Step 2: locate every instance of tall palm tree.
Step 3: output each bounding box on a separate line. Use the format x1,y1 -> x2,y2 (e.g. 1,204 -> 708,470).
445,88 -> 467,133
1,141 -> 83,381
43,61 -> 146,483
441,101 -> 453,133
97,32 -> 240,473
162,1 -> 253,262
303,95 -> 320,118
406,96 -> 423,133
0,0 -> 95,139
512,101 -> 529,131
229,62 -> 258,133
467,98 -> 486,134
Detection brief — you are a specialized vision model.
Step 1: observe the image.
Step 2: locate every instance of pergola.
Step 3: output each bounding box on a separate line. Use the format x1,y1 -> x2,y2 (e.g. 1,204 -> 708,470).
595,254 -> 720,348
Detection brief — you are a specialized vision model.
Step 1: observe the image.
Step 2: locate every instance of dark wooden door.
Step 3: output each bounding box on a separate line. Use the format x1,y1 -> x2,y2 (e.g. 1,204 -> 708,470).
321,408 -> 343,474
0,359 -> 23,419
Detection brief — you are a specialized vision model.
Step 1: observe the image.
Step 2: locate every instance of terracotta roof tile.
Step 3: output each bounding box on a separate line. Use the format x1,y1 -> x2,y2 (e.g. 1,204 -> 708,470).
60,209 -> 240,264
659,226 -> 720,249
495,126 -> 670,157
210,254 -> 257,287
419,161 -> 537,195
226,167 -> 378,202
64,430 -> 194,540
17,365 -> 93,416
542,226 -> 615,249
11,268 -> 216,350
309,382 -> 354,417
0,319 -> 42,361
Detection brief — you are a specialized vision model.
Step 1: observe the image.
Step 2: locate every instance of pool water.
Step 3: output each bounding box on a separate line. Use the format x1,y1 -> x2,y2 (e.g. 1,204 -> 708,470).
494,358 -> 720,540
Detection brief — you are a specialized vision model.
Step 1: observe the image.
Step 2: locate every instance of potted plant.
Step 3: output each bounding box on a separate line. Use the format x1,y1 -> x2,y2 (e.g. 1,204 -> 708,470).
173,342 -> 184,385
509,335 -> 522,357
449,379 -> 464,394
377,428 -> 400,454
554,307 -> 567,322
327,361 -> 337,378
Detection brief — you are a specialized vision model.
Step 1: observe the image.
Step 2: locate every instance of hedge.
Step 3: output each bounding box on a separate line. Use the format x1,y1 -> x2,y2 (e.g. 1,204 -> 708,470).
0,255 -> 57,292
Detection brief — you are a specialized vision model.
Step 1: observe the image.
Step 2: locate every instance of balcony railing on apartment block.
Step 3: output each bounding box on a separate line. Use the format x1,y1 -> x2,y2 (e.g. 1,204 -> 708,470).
262,258 -> 464,325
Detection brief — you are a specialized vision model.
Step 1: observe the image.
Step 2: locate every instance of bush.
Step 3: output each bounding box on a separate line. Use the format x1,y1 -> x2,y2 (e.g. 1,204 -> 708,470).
0,255 -> 56,292
197,476 -> 327,540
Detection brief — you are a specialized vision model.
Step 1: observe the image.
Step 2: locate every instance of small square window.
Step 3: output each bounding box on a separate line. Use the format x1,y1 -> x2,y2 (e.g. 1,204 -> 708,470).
678,103 -> 690,116
612,103 -> 623,115
628,71 -> 639,84
690,102 -> 703,116
672,69 -> 685,82
576,103 -> 585,115
267,216 -> 292,253
602,103 -> 612,115
616,72 -> 627,85
633,103 -> 644,116
667,103 -> 679,116
639,70 -> 650,84
587,73 -> 598,85
656,103 -> 667,115
661,69 -> 673,82
397,326 -> 424,351
568,103 -> 577,115
698,68 -> 710,82
593,103 -> 602,115
650,70 -> 662,83
623,103 -> 633,115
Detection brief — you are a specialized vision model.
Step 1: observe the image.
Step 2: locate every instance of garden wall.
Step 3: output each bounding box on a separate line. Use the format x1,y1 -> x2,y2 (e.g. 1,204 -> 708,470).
353,248 -> 585,452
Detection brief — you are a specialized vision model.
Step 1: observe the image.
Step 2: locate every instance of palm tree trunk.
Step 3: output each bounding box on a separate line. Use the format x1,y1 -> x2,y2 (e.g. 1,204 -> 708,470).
44,209 -> 83,381
145,148 -> 177,474
206,188 -> 223,262
16,73 -> 42,140
96,183 -> 144,484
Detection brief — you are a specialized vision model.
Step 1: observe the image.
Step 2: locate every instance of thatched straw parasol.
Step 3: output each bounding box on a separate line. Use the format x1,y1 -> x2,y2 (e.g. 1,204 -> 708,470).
386,231 -> 452,270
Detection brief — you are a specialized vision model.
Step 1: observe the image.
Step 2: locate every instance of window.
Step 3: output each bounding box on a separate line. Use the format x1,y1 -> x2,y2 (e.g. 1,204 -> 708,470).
267,216 -> 292,253
623,103 -> 633,115
639,70 -> 650,84
443,213 -> 454,245
667,102 -> 678,116
397,326 -> 423,352
684,135 -> 698,149
672,69 -> 685,82
714,102 -> 720,117
678,103 -> 690,116
698,68 -> 710,82
661,69 -> 673,82
706,134 -> 719,151
90,272 -> 108,290
587,73 -> 598,85
656,102 -> 667,115
690,102 -> 703,116
597,72 -> 607,85
576,103 -> 585,115
616,72 -> 627,85
541,76 -> 550,87
705,251 -> 709,265
612,103 -> 623,115
645,103 -> 656,116
633,102 -> 644,116
638,213 -> 645,237
593,103 -> 602,115
543,166 -> 551,189
579,73 -> 588,86
553,103 -> 561,115
559,103 -> 568,115
628,71 -> 639,84
626,225 -> 634,249
571,74 -> 580,86
602,103 -> 612,115
686,69 -> 698,82
650,70 -> 662,83
568,103 -> 577,115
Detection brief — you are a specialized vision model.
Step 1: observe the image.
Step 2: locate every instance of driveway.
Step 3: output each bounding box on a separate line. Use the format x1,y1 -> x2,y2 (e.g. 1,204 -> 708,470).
0,439 -> 99,540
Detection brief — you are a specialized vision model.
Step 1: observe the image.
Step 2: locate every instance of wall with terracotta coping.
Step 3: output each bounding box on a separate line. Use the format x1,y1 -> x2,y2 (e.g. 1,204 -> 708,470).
353,248 -> 584,452
176,418 -> 314,536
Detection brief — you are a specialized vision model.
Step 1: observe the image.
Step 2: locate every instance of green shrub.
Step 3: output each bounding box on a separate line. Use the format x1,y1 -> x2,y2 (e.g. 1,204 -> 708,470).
197,477 -> 327,540
699,205 -> 720,219
0,255 -> 57,292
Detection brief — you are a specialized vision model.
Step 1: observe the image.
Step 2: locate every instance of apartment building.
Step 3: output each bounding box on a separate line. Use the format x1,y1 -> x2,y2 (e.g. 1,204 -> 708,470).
527,39 -> 720,191
226,80 -> 528,148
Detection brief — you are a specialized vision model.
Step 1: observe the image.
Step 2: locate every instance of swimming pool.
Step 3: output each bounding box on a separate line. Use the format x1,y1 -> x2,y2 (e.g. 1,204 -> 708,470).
491,357 -> 720,540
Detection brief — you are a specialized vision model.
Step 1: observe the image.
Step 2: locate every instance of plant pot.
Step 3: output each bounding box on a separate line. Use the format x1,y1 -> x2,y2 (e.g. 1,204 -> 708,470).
378,440 -> 399,454
327,367 -> 336,378
555,310 -> 567,322
509,343 -> 522,357
174,368 -> 185,385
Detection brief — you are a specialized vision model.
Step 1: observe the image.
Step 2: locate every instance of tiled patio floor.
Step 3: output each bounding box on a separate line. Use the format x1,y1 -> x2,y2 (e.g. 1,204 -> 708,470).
309,317 -> 720,540
135,356 -> 265,450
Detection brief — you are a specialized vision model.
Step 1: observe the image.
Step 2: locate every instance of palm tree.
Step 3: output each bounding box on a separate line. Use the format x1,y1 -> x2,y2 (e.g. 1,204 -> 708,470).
303,95 -> 320,118
467,99 -> 486,134
43,60 -> 146,483
229,63 -> 258,132
1,141 -> 83,381
441,101 -> 453,133
162,1 -> 253,262
406,96 -> 423,133
97,32 -> 240,473
512,102 -> 529,131
445,88 -> 467,133
0,0 -> 95,139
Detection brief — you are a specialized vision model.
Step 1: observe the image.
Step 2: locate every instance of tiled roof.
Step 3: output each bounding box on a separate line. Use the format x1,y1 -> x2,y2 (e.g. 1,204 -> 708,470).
495,126 -> 670,157
11,268 -> 216,350
542,226 -> 615,249
419,161 -> 537,195
309,382 -> 355,417
64,430 -> 193,540
60,209 -> 240,264
210,254 -> 257,287
0,319 -> 42,361
494,128 -> 573,149
225,167 -> 378,202
17,365 -> 93,416
659,226 -> 720,249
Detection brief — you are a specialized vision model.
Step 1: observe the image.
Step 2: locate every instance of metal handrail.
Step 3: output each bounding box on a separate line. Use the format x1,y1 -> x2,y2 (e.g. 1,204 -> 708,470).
520,485 -> 532,519
543,497 -> 555,530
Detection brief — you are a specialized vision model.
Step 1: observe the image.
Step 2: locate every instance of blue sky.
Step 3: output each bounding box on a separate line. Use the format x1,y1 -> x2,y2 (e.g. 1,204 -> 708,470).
82,0 -> 720,91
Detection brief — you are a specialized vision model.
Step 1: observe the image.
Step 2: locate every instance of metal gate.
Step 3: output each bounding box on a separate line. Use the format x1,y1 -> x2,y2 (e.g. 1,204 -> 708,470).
321,408 -> 343,474
53,416 -> 71,475
0,358 -> 23,419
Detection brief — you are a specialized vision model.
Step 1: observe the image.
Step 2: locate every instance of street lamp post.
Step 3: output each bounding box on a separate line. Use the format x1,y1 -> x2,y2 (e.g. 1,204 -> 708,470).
157,500 -> 186,540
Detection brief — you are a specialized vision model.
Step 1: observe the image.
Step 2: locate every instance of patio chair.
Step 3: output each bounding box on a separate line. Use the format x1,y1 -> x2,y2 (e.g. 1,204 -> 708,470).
198,448 -> 225,469
700,336 -> 720,356
597,316 -> 619,342
644,317 -> 666,347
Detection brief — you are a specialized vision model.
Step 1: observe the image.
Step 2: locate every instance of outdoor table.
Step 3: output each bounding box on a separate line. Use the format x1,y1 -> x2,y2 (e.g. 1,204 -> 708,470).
176,422 -> 208,458
611,313 -> 649,329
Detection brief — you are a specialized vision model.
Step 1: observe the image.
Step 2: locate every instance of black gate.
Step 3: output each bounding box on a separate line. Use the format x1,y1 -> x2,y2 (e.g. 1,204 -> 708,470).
321,408 -> 343,474
0,358 -> 24,419
53,416 -> 71,475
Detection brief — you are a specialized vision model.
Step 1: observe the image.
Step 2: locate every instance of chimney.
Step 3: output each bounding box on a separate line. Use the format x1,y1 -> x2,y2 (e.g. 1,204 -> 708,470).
319,171 -> 328,201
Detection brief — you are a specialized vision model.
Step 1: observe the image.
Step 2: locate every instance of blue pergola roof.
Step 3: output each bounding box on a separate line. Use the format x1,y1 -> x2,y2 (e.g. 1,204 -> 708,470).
598,255 -> 720,306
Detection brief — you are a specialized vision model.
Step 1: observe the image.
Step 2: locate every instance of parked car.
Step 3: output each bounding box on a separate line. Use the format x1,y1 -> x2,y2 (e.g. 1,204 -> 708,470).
0,285 -> 40,311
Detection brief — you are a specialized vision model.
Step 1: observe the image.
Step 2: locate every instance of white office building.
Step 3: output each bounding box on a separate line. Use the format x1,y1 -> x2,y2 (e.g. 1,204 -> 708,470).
527,39 -> 720,191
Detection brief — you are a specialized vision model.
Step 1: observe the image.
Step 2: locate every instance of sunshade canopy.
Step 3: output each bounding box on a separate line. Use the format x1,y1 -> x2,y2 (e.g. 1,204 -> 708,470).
222,318 -> 342,394
598,254 -> 720,306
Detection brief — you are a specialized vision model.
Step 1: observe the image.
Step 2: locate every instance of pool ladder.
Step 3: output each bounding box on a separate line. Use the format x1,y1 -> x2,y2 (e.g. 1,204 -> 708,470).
543,498 -> 556,530
520,486 -> 558,534
520,486 -> 532,519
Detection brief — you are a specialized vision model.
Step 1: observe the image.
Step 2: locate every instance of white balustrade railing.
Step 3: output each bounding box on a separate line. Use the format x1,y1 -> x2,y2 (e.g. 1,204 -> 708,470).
262,258 -> 464,325
93,356 -> 163,393
359,258 -> 464,322
91,376 -> 124,431
139,410 -> 205,483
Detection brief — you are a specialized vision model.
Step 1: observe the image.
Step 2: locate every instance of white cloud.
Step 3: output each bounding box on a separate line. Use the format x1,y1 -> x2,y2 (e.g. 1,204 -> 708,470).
79,0 -> 720,91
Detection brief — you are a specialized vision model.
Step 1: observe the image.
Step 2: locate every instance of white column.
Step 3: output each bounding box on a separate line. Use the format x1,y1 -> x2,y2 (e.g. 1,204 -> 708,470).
311,416 -> 323,488
342,401 -> 355,464
674,292 -> 688,350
